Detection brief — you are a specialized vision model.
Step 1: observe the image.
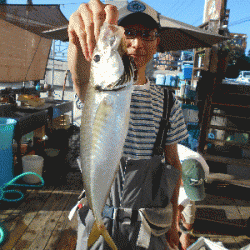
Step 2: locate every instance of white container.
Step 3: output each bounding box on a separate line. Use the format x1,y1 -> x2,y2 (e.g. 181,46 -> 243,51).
22,155 -> 44,184
187,237 -> 228,250
155,74 -> 166,86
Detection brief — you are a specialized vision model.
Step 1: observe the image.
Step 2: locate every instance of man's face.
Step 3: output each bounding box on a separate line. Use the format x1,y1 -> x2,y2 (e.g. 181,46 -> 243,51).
123,24 -> 160,70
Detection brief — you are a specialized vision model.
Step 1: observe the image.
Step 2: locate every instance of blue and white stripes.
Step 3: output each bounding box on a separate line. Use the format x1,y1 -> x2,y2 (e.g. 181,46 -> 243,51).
123,81 -> 188,159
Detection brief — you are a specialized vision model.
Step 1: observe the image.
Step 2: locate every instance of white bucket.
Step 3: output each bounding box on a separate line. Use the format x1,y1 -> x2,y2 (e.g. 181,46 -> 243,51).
22,155 -> 44,184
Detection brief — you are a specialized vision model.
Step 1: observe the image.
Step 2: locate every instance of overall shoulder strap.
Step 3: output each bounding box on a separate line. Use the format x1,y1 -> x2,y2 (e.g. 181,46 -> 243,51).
161,88 -> 173,149
153,87 -> 174,156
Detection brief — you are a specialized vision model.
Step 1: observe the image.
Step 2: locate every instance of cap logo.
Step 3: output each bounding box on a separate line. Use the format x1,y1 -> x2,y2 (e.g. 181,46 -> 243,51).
127,1 -> 146,13
189,178 -> 205,186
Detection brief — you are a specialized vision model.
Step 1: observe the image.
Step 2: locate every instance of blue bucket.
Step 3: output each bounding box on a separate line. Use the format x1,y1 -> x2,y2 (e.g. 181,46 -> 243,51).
0,118 -> 17,187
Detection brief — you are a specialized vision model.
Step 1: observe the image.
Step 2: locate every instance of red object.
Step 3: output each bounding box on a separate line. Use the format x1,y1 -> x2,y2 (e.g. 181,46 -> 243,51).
78,204 -> 83,209
27,150 -> 35,155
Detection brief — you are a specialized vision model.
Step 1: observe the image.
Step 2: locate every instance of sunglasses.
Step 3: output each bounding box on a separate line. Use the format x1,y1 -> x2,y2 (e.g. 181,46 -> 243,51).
124,28 -> 159,41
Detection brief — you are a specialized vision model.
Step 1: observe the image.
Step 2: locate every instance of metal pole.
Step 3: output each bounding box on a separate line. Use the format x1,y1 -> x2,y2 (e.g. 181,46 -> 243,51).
203,0 -> 208,23
51,40 -> 55,87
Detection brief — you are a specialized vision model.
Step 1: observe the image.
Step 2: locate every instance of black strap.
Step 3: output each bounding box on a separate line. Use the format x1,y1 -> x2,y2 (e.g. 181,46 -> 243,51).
153,87 -> 173,156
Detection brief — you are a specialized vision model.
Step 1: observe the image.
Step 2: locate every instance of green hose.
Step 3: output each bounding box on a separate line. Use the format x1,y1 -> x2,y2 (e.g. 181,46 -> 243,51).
0,223 -> 6,245
0,172 -> 44,245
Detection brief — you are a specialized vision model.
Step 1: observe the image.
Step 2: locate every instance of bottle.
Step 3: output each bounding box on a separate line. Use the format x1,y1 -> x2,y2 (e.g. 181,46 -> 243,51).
36,82 -> 41,91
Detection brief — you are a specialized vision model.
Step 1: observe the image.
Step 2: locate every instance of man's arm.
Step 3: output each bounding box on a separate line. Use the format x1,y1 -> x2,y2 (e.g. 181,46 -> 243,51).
164,143 -> 182,248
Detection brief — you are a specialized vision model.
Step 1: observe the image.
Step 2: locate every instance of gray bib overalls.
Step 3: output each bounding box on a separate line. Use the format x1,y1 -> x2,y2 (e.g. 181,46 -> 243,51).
76,155 -> 180,250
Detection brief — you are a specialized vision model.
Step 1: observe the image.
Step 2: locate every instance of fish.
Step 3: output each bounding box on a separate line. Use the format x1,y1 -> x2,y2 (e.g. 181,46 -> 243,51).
80,23 -> 136,249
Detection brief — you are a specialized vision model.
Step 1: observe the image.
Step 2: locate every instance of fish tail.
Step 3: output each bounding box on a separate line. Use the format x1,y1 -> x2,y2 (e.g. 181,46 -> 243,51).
88,221 -> 118,250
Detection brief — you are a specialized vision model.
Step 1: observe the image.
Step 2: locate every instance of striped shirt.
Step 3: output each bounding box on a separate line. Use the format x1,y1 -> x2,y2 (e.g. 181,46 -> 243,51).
75,79 -> 188,160
123,79 -> 188,160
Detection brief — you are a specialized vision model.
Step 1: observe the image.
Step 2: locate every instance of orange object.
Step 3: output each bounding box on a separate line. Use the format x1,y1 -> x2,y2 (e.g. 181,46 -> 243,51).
27,150 -> 35,155
21,144 -> 28,155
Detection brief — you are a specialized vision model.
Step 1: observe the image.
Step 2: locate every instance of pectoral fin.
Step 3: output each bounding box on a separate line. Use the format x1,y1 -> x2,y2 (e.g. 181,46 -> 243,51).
88,221 -> 118,250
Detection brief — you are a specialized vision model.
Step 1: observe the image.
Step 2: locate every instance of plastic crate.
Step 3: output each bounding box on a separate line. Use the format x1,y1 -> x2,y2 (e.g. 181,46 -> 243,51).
182,104 -> 199,123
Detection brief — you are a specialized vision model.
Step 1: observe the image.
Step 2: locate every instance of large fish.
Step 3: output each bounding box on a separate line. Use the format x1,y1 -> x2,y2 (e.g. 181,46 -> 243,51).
80,23 -> 136,249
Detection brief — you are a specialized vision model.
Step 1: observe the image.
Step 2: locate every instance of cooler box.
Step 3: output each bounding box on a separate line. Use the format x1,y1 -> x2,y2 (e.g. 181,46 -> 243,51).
165,75 -> 175,86
183,65 -> 193,80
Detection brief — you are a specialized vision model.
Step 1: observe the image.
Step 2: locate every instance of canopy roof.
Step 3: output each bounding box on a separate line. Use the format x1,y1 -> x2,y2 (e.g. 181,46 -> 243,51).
0,4 -> 69,41
0,4 -> 227,50
42,14 -> 227,51
0,4 -> 228,83
158,15 -> 227,52
0,18 -> 52,82
0,4 -> 68,82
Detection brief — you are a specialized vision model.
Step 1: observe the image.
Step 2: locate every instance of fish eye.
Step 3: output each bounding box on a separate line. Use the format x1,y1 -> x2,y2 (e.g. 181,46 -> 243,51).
93,54 -> 101,63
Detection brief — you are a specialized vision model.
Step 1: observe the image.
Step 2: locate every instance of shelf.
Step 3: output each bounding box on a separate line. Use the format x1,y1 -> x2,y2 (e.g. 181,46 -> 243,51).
211,113 -> 250,120
194,48 -> 206,54
206,139 -> 249,148
215,84 -> 250,95
193,67 -> 207,71
202,153 -> 250,167
208,124 -> 250,134
193,76 -> 202,81
211,102 -> 250,109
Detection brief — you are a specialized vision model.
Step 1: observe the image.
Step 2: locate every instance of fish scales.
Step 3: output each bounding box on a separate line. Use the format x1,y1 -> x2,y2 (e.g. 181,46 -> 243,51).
80,23 -> 135,249
81,88 -> 133,222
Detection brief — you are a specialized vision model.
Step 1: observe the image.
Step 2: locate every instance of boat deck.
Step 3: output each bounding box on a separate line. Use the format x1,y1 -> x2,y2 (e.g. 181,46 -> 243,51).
0,171 -> 82,250
1,169 -> 250,250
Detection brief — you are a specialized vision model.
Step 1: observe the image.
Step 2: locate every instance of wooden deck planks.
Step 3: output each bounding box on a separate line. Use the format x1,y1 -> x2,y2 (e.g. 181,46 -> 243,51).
0,171 -> 83,250
1,171 -> 250,249
194,219 -> 244,250
1,188 -> 54,250
44,193 -> 79,250
194,184 -> 250,250
15,188 -> 71,250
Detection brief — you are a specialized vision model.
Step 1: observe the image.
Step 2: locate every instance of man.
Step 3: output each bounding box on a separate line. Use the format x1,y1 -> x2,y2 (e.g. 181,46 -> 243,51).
68,0 -> 188,249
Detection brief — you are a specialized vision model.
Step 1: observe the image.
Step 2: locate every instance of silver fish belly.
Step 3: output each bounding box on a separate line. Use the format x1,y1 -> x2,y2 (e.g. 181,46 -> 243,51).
80,23 -> 135,249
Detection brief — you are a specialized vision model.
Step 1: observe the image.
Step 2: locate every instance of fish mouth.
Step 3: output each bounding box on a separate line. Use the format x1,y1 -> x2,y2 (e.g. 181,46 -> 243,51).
95,54 -> 137,92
